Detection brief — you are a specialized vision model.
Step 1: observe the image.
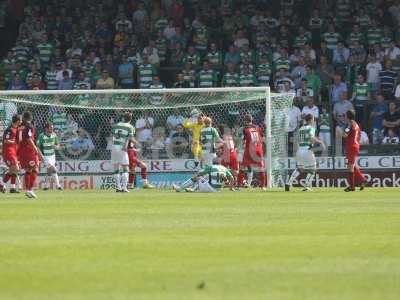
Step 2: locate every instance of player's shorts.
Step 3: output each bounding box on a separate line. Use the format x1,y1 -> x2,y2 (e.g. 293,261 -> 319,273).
346,146 -> 360,165
222,150 -> 239,172
241,151 -> 265,169
19,153 -> 39,170
296,148 -> 316,169
42,155 -> 56,169
2,153 -> 18,168
191,141 -> 202,159
128,149 -> 138,168
197,177 -> 217,193
111,148 -> 129,166
201,152 -> 216,166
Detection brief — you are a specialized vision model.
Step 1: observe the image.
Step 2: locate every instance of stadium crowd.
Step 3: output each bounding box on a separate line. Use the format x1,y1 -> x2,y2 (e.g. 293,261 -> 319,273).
1,0 -> 400,158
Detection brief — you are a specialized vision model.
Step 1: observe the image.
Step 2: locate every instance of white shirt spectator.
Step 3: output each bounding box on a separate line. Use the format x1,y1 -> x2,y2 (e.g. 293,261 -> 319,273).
167,114 -> 184,130
116,19 -> 133,31
136,117 -> 154,142
234,38 -> 250,49
288,105 -> 302,132
385,46 -> 400,60
163,25 -> 177,40
360,131 -> 369,145
395,84 -> 400,99
56,68 -> 73,81
382,136 -> 399,144
366,61 -> 383,83
302,104 -> 320,120
142,47 -> 159,65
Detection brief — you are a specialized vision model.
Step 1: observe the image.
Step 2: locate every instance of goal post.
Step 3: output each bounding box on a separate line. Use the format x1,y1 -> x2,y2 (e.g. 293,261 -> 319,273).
0,87 -> 294,189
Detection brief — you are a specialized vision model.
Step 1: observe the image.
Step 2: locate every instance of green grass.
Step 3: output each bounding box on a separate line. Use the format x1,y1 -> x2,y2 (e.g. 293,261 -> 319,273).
0,189 -> 399,300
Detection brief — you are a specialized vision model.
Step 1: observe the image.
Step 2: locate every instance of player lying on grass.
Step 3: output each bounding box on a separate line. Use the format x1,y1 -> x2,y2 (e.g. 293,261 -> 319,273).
285,114 -> 325,192
343,110 -> 366,192
36,121 -> 62,191
0,114 -> 22,193
173,162 -> 235,193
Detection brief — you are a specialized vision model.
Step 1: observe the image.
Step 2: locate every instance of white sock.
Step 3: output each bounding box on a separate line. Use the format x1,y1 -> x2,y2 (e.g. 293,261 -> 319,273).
247,171 -> 253,185
143,178 -> 148,185
304,172 -> 315,188
45,175 -> 50,189
114,172 -> 121,190
287,169 -> 300,186
121,172 -> 129,190
16,175 -> 22,190
180,178 -> 194,190
10,183 -> 15,189
53,173 -> 60,188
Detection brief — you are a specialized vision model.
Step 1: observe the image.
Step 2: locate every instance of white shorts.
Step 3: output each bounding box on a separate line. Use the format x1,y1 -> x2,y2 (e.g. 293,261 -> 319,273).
43,155 -> 56,168
296,148 -> 316,169
201,152 -> 216,166
319,132 -> 331,147
197,177 -> 217,193
111,149 -> 129,166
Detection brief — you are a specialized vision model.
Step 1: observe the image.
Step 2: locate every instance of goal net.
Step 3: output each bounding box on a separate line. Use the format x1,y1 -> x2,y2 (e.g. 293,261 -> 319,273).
0,87 -> 293,189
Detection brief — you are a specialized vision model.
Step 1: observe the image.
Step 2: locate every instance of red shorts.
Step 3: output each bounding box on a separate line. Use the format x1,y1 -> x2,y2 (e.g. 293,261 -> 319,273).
128,149 -> 138,168
2,153 -> 18,168
222,150 -> 239,172
346,146 -> 360,165
18,153 -> 39,170
241,151 -> 265,169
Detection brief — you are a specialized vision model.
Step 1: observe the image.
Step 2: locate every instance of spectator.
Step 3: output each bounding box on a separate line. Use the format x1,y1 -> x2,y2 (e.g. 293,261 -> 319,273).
58,71 -> 74,90
96,70 -> 115,89
151,127 -> 166,152
296,78 -> 314,104
183,45 -> 201,69
73,71 -> 91,90
315,56 -> 334,100
330,74 -> 347,104
222,63 -> 239,87
55,62 -> 73,82
333,92 -> 354,130
167,124 -> 189,157
69,128 -> 95,156
136,111 -> 154,153
379,59 -> 398,100
383,101 -> 400,135
275,69 -> 295,92
332,41 -> 350,70
28,73 -> 46,90
366,54 -> 383,93
360,130 -> 370,145
224,45 -> 241,66
302,97 -> 319,121
198,61 -> 217,88
239,64 -> 257,87
45,61 -> 58,90
382,128 -> 400,144
351,73 -> 371,128
143,40 -> 160,66
8,74 -> 27,90
370,94 -> 388,145
318,105 -> 332,149
166,108 -> 184,134
138,55 -> 157,89
118,54 -> 134,89
256,55 -> 272,87
149,76 -> 165,105
182,62 -> 196,88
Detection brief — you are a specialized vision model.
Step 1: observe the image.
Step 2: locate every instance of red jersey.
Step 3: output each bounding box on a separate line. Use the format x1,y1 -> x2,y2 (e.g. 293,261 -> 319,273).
17,122 -> 36,154
243,125 -> 263,155
345,121 -> 361,150
2,126 -> 19,156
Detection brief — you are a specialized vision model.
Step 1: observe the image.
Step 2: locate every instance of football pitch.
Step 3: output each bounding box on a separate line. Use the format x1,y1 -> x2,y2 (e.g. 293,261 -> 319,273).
0,189 -> 399,300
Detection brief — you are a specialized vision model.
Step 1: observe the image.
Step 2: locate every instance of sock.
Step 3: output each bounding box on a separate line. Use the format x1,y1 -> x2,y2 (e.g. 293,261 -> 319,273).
180,178 -> 194,190
247,171 -> 253,186
121,172 -> 129,190
25,172 -> 31,190
304,172 -> 315,188
10,175 -> 16,189
259,172 -> 266,188
354,166 -> 365,185
30,172 -> 37,190
53,173 -> 60,188
238,170 -> 245,186
347,172 -> 355,189
3,173 -> 11,183
287,169 -> 300,186
45,175 -> 50,189
129,173 -> 135,185
16,175 -> 22,190
141,167 -> 147,180
114,172 -> 121,190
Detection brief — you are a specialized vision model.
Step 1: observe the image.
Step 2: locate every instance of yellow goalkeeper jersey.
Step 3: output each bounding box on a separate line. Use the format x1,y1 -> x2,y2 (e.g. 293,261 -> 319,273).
183,119 -> 204,142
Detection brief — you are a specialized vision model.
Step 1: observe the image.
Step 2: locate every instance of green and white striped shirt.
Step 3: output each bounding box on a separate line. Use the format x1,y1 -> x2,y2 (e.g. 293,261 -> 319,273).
37,43 -> 54,63
112,122 -> 135,150
45,70 -> 58,90
198,164 -> 233,189
200,126 -> 220,152
298,125 -> 316,149
198,70 -> 216,88
138,64 -> 155,88
37,132 -> 59,156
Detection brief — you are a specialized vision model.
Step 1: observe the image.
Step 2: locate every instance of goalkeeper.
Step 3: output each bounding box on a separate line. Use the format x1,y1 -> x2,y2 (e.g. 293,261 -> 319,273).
173,161 -> 235,193
183,110 -> 204,167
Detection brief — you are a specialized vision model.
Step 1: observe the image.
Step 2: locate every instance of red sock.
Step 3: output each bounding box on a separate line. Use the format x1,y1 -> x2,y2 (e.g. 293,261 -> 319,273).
129,173 -> 135,185
25,173 -> 31,190
10,175 -> 16,185
3,173 -> 11,183
30,172 -> 37,189
259,172 -> 266,188
347,172 -> 355,189
238,170 -> 245,186
354,167 -> 365,185
141,168 -> 147,180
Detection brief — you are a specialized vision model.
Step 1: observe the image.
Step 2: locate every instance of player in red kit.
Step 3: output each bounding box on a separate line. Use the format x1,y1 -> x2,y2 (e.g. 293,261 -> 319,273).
127,140 -> 155,189
1,114 -> 22,193
238,114 -> 266,190
17,111 -> 42,199
343,110 -> 366,192
216,125 -> 239,183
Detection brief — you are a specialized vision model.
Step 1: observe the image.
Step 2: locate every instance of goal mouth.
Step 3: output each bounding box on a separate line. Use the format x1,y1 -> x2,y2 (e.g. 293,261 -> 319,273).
0,88 -> 294,189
